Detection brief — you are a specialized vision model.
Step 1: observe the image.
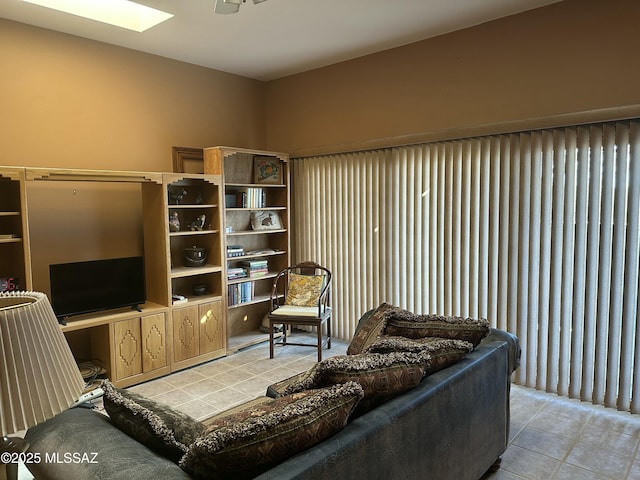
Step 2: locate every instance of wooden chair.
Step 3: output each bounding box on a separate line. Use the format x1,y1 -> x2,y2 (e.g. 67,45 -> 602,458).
268,261 -> 332,362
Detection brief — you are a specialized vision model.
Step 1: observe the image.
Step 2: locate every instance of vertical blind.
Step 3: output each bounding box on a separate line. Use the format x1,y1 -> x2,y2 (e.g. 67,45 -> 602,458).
292,120 -> 640,412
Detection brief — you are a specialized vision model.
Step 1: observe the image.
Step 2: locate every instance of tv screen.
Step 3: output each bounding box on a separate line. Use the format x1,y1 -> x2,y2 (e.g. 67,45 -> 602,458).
49,256 -> 145,319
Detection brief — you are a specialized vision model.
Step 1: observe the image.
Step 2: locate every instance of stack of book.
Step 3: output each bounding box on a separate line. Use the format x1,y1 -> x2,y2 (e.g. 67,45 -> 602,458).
228,281 -> 253,306
227,266 -> 247,280
241,259 -> 268,278
226,245 -> 244,257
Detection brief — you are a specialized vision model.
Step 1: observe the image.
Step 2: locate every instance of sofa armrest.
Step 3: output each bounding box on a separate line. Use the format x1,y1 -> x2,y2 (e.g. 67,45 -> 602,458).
481,328 -> 521,374
25,408 -> 192,480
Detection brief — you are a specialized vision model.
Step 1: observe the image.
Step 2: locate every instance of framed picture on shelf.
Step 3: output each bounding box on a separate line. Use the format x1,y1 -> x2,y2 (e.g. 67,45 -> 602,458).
254,156 -> 282,184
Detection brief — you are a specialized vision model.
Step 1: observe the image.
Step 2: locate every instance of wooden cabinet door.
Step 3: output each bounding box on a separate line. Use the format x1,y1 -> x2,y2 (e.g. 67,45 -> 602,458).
173,305 -> 199,363
199,300 -> 224,355
141,313 -> 167,372
113,318 -> 142,380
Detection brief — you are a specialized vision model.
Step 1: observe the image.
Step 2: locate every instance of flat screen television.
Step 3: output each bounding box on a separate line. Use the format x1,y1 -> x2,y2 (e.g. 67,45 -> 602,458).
49,256 -> 145,320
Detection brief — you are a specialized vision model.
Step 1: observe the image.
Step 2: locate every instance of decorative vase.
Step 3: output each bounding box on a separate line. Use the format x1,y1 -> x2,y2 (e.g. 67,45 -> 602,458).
183,246 -> 207,267
169,212 -> 180,232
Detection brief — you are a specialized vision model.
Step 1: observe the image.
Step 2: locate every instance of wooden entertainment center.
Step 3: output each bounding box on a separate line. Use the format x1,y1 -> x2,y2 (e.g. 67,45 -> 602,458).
0,146 -> 290,388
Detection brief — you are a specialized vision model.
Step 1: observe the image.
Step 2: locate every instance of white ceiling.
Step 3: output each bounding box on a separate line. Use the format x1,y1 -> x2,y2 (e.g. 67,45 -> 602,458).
0,0 -> 562,81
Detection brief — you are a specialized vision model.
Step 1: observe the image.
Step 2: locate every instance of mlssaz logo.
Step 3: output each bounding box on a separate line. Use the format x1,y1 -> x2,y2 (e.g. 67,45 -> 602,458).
45,452 -> 99,464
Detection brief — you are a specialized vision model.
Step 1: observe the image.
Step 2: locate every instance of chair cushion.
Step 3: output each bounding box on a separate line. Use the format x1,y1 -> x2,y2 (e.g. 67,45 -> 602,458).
284,272 -> 324,306
346,302 -> 397,355
383,309 -> 490,347
102,381 -> 205,463
179,382 -> 364,480
270,305 -> 329,317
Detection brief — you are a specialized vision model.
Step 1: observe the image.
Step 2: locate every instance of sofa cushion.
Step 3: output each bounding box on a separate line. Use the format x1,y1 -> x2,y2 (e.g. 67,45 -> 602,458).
346,302 -> 398,355
179,382 -> 364,480
318,351 -> 430,413
102,381 -> 205,463
201,396 -> 275,432
266,363 -> 322,398
383,310 -> 490,347
271,351 -> 430,415
364,336 -> 474,374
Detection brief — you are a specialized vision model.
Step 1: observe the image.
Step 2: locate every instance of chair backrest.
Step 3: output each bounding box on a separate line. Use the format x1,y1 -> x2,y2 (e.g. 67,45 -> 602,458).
290,261 -> 330,278
271,262 -> 331,308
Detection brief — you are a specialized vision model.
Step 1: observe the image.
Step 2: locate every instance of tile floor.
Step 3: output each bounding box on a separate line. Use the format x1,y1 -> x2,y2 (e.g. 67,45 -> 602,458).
19,333 -> 640,479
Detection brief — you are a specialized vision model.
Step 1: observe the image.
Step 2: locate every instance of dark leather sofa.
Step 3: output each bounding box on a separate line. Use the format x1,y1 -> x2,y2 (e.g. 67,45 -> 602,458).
25,329 -> 519,480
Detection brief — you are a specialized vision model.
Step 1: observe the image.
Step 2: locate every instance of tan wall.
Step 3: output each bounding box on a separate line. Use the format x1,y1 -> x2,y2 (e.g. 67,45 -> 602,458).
0,19 -> 266,172
0,19 -> 266,288
265,0 -> 640,156
4,0 -> 640,164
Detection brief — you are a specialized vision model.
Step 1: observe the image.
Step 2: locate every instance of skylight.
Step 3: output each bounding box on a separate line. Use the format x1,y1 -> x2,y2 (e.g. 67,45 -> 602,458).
20,0 -> 174,32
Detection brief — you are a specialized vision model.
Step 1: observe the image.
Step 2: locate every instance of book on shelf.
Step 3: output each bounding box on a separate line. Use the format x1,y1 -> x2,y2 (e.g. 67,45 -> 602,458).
228,281 -> 254,306
248,268 -> 269,278
226,245 -> 245,257
227,266 -> 247,280
240,259 -> 268,269
239,259 -> 269,278
231,187 -> 266,209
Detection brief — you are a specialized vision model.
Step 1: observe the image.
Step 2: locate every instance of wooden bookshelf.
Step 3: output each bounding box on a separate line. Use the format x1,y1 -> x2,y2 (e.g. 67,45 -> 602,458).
203,147 -> 290,351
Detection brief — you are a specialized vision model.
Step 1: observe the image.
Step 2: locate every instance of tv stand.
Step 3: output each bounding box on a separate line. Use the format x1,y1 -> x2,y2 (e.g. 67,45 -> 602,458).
60,302 -> 171,387
131,304 -> 142,313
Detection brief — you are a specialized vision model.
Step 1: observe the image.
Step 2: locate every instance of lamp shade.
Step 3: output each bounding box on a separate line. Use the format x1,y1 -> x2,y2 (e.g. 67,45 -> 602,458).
0,291 -> 84,436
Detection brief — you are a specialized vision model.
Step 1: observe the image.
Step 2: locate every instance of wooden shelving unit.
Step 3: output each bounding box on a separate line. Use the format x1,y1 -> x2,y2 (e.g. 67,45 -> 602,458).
163,173 -> 227,370
203,146 -> 290,352
0,167 -> 32,292
0,166 -> 229,388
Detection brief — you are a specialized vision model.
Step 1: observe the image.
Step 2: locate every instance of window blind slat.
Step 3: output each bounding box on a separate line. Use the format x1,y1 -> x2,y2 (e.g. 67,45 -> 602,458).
478,139 -> 490,320
572,126 -> 590,400
607,124 -> 629,409
581,126 -> 600,402
594,126 -> 616,405
548,130 -> 566,394
538,131 -> 554,392
628,121 -> 640,414
488,137 -> 502,330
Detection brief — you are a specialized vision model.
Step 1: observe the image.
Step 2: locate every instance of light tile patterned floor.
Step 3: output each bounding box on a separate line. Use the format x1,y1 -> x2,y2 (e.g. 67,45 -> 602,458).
484,383 -> 640,480
19,333 -> 640,479
128,336 -> 341,420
